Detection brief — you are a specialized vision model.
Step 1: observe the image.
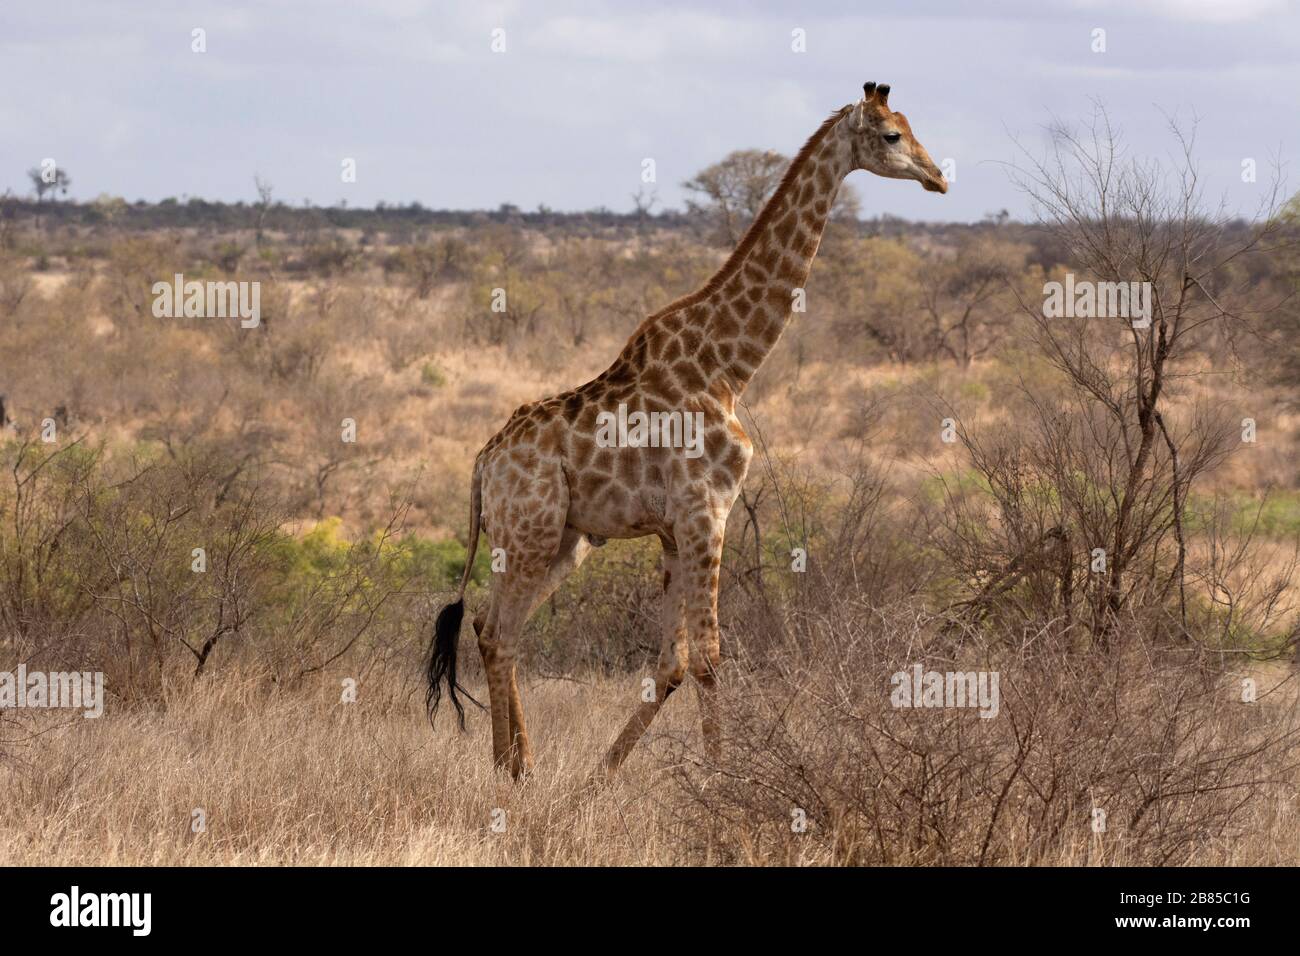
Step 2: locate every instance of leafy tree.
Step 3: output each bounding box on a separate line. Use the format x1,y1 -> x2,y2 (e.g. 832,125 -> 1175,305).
27,165 -> 71,202
684,149 -> 860,246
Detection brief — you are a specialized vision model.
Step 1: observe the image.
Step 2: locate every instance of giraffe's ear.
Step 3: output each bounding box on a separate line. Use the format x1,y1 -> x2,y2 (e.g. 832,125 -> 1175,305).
853,101 -> 867,130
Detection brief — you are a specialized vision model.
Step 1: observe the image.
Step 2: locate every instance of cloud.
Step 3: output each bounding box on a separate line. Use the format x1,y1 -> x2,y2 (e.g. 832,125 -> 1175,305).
529,12 -> 762,62
0,0 -> 1294,222
1069,0 -> 1291,23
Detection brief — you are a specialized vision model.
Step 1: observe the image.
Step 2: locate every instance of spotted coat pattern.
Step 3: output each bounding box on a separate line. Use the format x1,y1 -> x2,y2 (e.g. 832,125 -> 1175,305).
447,84 -> 947,779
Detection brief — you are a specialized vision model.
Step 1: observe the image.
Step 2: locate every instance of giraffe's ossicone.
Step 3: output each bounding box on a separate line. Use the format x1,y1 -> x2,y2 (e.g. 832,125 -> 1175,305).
427,81 -> 948,780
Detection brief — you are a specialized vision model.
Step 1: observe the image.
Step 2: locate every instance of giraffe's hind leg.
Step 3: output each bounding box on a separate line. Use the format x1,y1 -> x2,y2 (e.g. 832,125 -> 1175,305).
477,446 -> 586,780
476,526 -> 591,778
481,573 -> 553,781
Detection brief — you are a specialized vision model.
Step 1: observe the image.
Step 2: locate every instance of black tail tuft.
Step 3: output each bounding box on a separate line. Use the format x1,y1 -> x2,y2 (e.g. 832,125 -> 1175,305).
425,598 -> 483,730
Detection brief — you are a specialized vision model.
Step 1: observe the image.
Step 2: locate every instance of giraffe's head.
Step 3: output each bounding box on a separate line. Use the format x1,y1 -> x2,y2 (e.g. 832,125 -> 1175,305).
847,81 -> 948,194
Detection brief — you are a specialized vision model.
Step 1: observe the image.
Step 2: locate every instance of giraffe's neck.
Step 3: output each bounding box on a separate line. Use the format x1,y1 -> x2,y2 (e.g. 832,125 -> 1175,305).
701,109 -> 854,394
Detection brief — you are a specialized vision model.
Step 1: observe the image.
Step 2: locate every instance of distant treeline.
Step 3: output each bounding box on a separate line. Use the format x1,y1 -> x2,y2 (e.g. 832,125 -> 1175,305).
4,193 -> 1048,242
2,195 -> 1269,285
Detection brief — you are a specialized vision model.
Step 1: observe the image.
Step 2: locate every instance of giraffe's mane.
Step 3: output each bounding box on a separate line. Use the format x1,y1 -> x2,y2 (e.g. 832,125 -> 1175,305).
645,105 -> 852,323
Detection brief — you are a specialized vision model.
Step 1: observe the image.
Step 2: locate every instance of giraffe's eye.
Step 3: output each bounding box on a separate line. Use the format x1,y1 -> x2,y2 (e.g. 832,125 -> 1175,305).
883,132 -> 902,144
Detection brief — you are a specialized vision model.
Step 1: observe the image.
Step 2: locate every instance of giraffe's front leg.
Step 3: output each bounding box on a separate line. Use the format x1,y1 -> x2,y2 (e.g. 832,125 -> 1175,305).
597,548 -> 689,778
680,515 -> 726,765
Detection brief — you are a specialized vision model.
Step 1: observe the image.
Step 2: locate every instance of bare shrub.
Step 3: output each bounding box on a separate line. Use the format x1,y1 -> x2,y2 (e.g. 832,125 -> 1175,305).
0,439 -> 427,703
0,253 -> 32,318
662,601 -> 1300,865
924,111 -> 1293,648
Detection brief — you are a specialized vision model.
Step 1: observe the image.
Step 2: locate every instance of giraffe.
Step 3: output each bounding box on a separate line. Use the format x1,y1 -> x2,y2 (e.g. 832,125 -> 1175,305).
427,81 -> 947,781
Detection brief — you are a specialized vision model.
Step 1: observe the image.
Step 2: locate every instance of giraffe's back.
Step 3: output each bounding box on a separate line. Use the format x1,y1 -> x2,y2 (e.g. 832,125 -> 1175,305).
475,330 -> 751,548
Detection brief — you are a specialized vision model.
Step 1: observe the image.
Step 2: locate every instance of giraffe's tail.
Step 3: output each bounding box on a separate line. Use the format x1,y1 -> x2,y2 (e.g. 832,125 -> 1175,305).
426,458 -> 486,730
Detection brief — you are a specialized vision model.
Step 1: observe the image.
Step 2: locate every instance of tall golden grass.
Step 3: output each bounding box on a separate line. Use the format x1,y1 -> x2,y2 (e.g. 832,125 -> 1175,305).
2,659 -> 1295,866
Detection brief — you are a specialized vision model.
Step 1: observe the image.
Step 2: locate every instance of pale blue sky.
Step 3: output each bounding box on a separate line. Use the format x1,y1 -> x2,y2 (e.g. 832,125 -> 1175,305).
2,0 -> 1297,221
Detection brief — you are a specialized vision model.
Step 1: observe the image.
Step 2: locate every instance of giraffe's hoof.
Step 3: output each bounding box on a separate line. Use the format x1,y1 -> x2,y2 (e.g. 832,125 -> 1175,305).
584,760 -> 619,790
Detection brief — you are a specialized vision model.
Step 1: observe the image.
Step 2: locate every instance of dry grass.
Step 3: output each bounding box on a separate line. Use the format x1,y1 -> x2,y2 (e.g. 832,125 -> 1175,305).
2,659 -> 1295,866
0,670 -> 713,866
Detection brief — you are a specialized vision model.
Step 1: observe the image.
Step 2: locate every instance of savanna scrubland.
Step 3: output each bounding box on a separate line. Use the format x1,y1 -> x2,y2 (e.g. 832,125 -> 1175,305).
2,129 -> 1299,865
